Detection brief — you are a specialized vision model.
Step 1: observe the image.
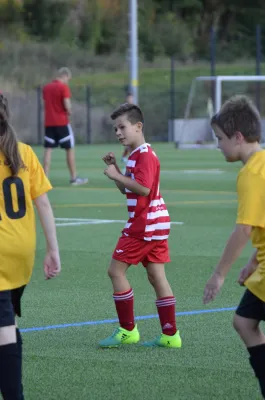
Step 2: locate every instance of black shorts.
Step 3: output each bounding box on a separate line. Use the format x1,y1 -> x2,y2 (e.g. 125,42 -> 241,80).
236,289 -> 265,321
0,286 -> 26,328
44,125 -> 75,149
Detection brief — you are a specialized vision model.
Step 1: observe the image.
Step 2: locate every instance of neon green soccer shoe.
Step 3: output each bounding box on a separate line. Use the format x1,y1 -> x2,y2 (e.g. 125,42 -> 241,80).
98,325 -> 140,348
141,330 -> 182,348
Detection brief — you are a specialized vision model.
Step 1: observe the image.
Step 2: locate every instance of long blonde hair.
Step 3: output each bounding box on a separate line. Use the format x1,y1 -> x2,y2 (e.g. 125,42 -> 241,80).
0,94 -> 23,176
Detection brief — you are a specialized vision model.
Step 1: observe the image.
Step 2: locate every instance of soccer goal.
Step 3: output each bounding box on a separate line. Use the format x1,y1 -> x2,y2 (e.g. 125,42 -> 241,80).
174,75 -> 265,149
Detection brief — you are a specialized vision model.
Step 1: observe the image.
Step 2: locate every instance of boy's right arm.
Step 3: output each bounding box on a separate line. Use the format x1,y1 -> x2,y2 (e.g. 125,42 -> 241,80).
34,193 -> 61,279
113,163 -> 126,194
102,152 -> 126,194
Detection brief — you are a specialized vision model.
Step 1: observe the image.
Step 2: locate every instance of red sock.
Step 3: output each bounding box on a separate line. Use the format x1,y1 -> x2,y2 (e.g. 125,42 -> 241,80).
156,296 -> 177,336
113,288 -> 135,331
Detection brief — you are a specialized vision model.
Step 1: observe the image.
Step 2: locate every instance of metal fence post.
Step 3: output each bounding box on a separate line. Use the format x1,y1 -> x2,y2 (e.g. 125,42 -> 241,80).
170,56 -> 176,143
210,27 -> 216,110
256,24 -> 261,111
86,86 -> 91,144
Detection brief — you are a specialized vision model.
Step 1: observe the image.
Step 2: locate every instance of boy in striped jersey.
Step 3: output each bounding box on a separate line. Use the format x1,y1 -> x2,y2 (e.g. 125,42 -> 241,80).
99,103 -> 181,348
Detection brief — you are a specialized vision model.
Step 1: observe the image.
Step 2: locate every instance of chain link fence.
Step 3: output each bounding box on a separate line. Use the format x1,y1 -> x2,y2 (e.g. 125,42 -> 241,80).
3,85 -> 173,145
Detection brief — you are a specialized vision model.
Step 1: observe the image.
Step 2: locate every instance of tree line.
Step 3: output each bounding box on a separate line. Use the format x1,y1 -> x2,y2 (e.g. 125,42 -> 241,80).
1,0 -> 265,62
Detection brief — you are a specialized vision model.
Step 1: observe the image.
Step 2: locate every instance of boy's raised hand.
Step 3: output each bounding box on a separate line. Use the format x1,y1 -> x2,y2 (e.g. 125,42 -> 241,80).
102,152 -> 116,166
104,164 -> 120,180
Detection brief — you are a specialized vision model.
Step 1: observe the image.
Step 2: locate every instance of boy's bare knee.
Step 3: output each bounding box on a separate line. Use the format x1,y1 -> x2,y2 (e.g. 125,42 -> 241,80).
107,260 -> 128,280
147,270 -> 162,286
147,273 -> 155,285
107,267 -> 116,279
147,266 -> 165,284
233,314 -> 245,333
0,325 -> 16,346
108,268 -> 125,280
233,314 -> 258,334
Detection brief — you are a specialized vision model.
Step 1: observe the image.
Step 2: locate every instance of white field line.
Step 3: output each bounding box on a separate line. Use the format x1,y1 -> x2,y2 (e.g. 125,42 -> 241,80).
55,218 -> 183,227
161,169 -> 224,174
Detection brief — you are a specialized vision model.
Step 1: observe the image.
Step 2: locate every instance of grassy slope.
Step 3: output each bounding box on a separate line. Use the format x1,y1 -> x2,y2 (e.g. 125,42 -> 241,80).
70,62 -> 265,122
72,63 -> 262,89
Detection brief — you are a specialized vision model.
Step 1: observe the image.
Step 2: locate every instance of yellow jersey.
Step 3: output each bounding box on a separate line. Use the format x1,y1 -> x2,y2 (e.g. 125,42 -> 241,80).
0,143 -> 52,291
236,150 -> 265,301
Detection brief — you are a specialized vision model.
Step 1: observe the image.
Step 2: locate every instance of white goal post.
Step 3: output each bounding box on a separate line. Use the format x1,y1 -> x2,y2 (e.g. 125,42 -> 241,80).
174,75 -> 265,148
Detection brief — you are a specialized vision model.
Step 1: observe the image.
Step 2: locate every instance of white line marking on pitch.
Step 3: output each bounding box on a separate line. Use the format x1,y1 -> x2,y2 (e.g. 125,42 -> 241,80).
55,218 -> 183,227
161,169 -> 224,174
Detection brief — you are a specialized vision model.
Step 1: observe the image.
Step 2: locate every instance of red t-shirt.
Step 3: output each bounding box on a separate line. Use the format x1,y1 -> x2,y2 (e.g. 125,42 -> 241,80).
123,143 -> 170,241
43,80 -> 71,127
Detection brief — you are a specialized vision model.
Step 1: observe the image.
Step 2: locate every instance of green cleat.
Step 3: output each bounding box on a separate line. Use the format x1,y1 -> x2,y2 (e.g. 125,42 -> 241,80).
141,330 -> 182,348
98,325 -> 140,348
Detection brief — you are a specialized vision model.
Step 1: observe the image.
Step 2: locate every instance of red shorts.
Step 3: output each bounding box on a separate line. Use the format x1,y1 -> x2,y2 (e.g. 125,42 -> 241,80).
112,235 -> 170,267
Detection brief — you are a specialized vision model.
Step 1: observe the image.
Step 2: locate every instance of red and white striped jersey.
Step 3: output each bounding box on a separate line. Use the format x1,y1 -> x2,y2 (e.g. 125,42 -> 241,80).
122,143 -> 170,241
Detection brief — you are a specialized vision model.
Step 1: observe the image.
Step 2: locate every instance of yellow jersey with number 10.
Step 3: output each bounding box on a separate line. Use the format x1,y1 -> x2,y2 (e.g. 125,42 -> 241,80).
0,143 -> 52,291
236,150 -> 265,301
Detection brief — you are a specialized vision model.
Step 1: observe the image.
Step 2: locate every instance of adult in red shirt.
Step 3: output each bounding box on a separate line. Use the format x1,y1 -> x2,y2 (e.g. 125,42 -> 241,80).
42,67 -> 88,185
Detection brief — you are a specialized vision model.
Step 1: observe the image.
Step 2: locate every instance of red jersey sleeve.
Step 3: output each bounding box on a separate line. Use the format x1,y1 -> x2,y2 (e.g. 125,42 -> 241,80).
62,84 -> 71,99
134,152 -> 157,189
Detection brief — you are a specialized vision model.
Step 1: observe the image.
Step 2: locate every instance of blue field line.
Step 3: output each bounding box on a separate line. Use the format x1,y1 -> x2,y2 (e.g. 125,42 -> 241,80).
20,306 -> 236,333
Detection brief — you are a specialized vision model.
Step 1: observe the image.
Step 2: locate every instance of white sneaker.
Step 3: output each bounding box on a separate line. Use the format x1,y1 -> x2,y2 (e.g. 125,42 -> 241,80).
70,177 -> 88,186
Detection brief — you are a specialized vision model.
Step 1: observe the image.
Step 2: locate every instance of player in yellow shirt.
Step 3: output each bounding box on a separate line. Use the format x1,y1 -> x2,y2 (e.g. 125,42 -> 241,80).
203,95 -> 265,398
0,94 -> 61,400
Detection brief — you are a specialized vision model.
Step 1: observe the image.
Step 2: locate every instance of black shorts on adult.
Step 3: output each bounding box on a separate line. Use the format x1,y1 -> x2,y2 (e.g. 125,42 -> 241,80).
44,125 -> 74,149
236,289 -> 265,321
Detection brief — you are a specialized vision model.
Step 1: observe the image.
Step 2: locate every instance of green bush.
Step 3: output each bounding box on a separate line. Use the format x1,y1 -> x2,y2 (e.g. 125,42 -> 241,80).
157,12 -> 194,61
23,0 -> 70,40
0,0 -> 22,24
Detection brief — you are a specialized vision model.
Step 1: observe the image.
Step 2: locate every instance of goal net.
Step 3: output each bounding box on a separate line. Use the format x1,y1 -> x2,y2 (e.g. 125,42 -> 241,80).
175,75 -> 265,149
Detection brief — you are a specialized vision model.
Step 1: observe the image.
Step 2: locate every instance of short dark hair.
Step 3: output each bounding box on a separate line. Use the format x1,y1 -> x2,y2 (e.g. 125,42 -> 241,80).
211,95 -> 261,142
111,103 -> 144,125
